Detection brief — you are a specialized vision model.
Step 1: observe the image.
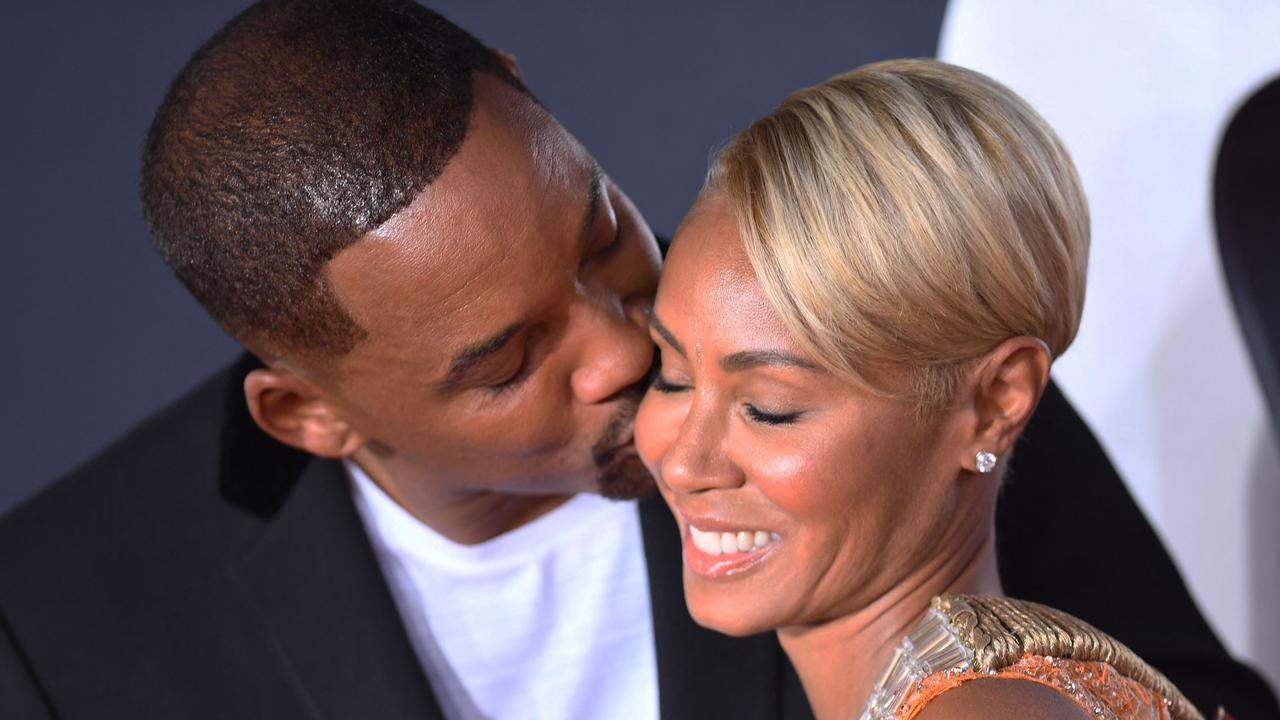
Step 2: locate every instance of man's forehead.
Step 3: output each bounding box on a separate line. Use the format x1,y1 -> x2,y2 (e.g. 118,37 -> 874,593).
327,76 -> 600,365
367,76 -> 592,252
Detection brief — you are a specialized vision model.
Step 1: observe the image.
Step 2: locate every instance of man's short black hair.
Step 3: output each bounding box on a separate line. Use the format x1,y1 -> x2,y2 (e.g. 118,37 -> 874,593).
141,0 -> 527,358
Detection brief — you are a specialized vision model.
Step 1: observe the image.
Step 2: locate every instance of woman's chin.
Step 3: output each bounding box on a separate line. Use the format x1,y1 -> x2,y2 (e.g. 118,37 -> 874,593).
683,579 -> 783,637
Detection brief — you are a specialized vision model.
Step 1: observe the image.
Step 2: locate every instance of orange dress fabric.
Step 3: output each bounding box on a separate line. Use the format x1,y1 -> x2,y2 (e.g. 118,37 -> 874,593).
898,653 -> 1174,720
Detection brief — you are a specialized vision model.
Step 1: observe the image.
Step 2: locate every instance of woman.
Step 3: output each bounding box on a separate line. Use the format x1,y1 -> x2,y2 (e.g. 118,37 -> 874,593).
635,59 -> 1202,719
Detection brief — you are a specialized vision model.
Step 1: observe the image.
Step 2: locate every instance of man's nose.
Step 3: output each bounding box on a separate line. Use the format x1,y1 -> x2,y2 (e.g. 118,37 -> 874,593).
569,295 -> 653,405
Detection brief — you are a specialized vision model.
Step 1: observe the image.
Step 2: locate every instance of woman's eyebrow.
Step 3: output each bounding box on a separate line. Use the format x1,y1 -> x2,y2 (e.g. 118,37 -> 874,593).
650,312 -> 818,372
719,349 -> 819,373
648,312 -> 687,358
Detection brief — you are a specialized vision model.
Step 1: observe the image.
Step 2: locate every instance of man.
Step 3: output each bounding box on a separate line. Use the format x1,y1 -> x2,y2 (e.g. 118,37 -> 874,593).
0,1 -> 1274,718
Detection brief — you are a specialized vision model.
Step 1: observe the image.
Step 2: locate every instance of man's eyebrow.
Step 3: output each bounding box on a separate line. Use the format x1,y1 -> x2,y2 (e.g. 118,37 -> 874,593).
579,161 -> 605,248
720,349 -> 820,373
648,313 -> 687,358
444,321 -> 524,385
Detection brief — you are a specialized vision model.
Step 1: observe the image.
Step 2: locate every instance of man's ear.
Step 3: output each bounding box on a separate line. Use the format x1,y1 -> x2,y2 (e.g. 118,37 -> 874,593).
962,337 -> 1052,473
243,368 -> 366,458
493,48 -> 523,80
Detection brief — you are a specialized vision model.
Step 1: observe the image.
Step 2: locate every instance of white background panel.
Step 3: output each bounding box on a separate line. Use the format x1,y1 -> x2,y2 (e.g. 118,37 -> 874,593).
941,0 -> 1280,688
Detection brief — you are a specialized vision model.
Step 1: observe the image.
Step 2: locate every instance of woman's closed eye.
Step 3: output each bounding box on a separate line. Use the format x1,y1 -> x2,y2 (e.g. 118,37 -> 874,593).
651,374 -> 690,394
744,404 -> 802,426
651,371 -> 803,426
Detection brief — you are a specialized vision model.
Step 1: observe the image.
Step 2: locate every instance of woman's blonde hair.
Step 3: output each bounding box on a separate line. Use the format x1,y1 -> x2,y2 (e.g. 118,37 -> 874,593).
707,59 -> 1089,408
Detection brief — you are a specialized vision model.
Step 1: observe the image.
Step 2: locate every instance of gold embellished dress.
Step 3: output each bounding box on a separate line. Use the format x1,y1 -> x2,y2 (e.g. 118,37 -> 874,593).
857,594 -> 1209,720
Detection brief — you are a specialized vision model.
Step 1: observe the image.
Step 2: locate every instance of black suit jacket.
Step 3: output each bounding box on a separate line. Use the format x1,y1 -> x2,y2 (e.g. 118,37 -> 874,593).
0,354 -> 1275,718
0,354 -> 807,719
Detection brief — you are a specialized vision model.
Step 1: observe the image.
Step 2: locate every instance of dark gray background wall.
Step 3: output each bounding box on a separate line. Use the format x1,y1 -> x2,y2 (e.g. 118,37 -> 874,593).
0,1 -> 945,510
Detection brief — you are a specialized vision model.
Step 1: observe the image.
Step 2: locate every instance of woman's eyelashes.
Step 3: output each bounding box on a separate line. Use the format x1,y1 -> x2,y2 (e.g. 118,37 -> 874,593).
744,404 -> 802,426
650,370 -> 804,426
651,374 -> 689,394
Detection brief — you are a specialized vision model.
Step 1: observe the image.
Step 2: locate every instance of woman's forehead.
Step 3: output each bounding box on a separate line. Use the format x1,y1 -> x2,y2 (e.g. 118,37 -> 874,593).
658,201 -> 797,354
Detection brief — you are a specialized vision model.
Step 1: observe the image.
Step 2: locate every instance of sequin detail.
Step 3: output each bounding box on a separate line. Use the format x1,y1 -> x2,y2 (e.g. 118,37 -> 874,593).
856,595 -> 1199,719
858,608 -> 973,719
898,653 -> 1174,719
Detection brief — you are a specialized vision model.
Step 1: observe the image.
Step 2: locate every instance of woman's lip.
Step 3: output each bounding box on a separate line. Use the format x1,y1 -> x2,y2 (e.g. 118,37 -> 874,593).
675,510 -> 772,534
682,524 -> 780,580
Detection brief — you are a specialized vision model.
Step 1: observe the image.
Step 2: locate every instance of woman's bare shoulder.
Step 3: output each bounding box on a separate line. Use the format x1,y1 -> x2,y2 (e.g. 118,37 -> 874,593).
913,677 -> 1091,720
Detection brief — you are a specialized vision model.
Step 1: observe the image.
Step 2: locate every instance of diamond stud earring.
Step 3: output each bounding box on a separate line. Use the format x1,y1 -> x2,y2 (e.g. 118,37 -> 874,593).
975,451 -> 998,474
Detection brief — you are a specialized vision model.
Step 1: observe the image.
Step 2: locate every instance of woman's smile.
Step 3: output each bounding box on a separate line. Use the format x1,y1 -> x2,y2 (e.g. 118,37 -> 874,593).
675,511 -> 782,579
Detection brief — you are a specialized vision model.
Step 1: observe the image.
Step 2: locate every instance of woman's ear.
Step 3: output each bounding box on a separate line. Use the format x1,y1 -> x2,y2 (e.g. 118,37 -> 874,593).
243,368 -> 366,458
963,337 -> 1052,473
493,48 -> 523,80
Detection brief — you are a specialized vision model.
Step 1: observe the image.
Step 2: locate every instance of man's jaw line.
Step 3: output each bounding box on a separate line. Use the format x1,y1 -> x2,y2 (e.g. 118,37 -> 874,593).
348,446 -> 583,544
347,439 -> 650,546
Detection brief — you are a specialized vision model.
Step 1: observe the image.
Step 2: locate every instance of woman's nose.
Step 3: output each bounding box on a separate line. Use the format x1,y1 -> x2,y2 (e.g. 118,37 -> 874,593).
659,403 -> 743,495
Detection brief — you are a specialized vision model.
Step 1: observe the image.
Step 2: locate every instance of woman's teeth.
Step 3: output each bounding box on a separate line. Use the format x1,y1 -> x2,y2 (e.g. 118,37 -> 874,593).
689,525 -> 780,555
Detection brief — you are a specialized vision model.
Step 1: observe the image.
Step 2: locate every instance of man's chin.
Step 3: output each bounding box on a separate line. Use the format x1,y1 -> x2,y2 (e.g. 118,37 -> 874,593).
595,453 -> 657,500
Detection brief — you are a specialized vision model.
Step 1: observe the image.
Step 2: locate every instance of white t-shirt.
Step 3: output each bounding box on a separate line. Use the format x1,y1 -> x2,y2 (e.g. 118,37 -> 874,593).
347,461 -> 660,720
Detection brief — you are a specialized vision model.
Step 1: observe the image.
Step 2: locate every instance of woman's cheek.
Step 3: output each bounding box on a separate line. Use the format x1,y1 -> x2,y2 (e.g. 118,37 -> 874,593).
741,441 -> 821,510
635,391 -> 676,478
747,445 -> 814,497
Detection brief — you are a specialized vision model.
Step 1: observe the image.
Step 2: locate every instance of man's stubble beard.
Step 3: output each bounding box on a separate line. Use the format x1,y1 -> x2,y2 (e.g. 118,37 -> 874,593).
596,453 -> 657,500
590,379 -> 657,500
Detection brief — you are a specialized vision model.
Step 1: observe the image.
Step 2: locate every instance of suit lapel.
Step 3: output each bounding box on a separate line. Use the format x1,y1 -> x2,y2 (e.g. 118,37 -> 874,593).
639,492 -> 811,719
231,456 -> 444,720
219,354 -> 442,720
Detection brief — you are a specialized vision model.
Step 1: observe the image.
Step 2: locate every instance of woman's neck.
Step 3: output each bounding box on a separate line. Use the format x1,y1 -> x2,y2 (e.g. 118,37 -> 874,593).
777,521 -> 1002,720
